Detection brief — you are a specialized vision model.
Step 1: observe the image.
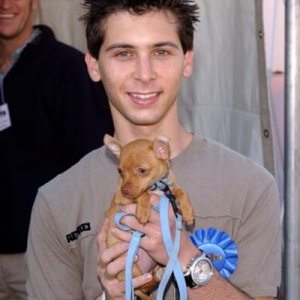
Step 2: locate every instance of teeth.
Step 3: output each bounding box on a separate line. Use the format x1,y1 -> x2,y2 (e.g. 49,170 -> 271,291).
0,14 -> 14,19
131,93 -> 157,99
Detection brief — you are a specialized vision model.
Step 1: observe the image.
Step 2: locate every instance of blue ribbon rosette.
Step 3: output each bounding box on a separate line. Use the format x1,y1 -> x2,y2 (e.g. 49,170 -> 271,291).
190,228 -> 238,279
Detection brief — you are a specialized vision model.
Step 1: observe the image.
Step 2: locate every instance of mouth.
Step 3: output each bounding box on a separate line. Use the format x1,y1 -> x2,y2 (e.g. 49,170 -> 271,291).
0,14 -> 15,19
127,92 -> 161,105
121,187 -> 148,199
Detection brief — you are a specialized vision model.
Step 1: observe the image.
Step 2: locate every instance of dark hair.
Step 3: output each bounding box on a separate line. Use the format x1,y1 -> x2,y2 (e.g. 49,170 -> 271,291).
80,0 -> 199,58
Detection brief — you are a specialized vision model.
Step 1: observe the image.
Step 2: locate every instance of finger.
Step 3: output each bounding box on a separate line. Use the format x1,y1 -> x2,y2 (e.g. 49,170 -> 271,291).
147,206 -> 160,223
114,209 -> 161,238
111,227 -> 133,243
116,213 -> 148,234
149,193 -> 160,206
106,253 -> 138,278
116,203 -> 137,214
136,247 -> 156,273
101,277 -> 126,300
97,218 -> 109,261
132,273 -> 153,289
100,242 -> 129,268
98,219 -> 109,247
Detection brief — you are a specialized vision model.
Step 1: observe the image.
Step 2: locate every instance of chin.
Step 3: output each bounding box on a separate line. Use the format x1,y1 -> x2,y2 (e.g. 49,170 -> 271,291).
131,119 -> 162,126
129,114 -> 163,126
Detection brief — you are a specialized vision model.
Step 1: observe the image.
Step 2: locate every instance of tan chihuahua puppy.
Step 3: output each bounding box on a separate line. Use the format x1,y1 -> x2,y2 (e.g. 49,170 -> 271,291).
104,134 -> 194,300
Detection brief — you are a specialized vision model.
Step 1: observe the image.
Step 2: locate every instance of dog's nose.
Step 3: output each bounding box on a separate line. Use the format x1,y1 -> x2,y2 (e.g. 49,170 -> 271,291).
121,186 -> 129,195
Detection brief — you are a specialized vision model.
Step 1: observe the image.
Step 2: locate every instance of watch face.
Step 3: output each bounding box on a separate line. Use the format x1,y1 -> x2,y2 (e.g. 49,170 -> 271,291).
191,258 -> 213,285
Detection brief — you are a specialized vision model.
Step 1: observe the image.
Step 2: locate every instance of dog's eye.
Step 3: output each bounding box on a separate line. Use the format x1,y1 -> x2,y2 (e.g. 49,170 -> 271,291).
117,168 -> 123,176
137,167 -> 147,174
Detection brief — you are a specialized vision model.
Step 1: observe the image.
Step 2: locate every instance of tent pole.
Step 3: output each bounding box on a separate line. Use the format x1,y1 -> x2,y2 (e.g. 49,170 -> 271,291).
284,0 -> 300,299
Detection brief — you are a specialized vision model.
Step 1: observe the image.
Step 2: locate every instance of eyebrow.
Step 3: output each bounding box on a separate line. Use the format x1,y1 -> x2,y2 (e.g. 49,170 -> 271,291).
105,41 -> 180,52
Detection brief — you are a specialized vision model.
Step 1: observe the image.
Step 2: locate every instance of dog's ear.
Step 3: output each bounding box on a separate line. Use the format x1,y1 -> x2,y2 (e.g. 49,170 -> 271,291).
152,136 -> 170,160
104,134 -> 123,158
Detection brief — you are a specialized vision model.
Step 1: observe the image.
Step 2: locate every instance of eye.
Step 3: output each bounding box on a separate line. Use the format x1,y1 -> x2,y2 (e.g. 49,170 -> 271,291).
137,167 -> 147,174
117,168 -> 123,176
116,51 -> 133,60
155,49 -> 169,56
118,51 -> 130,57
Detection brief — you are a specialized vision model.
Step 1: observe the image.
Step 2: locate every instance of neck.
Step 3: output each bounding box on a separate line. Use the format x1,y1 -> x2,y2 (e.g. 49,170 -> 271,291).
0,25 -> 34,73
112,107 -> 193,159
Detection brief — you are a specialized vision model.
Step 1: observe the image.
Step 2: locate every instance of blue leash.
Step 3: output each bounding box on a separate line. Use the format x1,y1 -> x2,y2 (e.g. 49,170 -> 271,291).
155,195 -> 187,300
114,194 -> 187,300
114,212 -> 144,300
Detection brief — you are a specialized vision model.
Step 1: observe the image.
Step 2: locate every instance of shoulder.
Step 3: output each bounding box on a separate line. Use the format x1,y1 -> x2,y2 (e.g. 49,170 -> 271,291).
36,25 -> 83,55
35,146 -> 112,220
197,136 -> 274,183
39,146 -> 111,200
177,135 -> 274,185
33,25 -> 86,69
203,137 -> 277,202
174,136 -> 278,218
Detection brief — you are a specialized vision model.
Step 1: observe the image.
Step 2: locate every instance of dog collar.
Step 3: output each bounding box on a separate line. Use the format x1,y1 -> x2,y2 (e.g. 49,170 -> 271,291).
148,171 -> 179,216
148,171 -> 174,191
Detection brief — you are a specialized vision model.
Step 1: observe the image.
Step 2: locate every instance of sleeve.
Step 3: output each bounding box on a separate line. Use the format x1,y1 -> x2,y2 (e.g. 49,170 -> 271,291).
26,191 -> 84,300
231,174 -> 281,298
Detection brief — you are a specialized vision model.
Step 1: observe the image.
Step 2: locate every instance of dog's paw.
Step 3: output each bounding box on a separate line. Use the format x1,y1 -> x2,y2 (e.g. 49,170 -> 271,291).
183,211 -> 195,226
136,207 -> 151,225
137,213 -> 150,225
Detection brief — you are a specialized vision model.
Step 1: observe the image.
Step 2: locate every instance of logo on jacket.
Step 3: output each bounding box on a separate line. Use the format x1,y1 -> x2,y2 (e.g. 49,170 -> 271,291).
66,223 -> 91,243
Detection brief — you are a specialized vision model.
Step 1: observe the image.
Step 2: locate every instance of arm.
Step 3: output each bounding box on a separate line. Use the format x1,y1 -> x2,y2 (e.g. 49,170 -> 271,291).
26,192 -> 84,300
186,270 -> 273,300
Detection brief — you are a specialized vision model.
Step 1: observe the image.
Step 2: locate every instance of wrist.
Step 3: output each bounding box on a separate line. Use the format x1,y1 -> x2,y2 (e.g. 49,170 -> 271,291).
179,242 -> 200,272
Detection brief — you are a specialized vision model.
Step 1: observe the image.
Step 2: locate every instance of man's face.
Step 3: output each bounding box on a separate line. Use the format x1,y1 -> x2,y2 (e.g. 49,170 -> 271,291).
86,10 -> 194,127
0,0 -> 38,41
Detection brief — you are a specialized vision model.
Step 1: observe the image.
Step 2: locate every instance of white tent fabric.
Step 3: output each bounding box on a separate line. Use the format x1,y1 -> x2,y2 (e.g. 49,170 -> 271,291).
33,0 -> 88,53
34,0 -> 274,175
178,0 -> 274,174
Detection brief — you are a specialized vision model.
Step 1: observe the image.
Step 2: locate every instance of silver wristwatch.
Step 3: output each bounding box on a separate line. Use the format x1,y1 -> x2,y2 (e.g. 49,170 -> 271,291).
184,250 -> 214,288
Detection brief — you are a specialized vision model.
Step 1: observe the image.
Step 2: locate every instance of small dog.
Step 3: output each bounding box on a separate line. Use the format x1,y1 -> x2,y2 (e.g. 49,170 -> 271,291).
104,134 -> 194,300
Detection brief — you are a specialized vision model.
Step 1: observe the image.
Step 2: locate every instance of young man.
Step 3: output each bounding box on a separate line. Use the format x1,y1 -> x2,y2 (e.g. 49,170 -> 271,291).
26,1 -> 281,300
0,0 -> 113,298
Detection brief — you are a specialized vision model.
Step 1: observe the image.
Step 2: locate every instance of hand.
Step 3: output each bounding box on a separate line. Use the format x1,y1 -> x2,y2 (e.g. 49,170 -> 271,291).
111,194 -> 198,268
97,219 -> 153,300
136,247 -> 157,274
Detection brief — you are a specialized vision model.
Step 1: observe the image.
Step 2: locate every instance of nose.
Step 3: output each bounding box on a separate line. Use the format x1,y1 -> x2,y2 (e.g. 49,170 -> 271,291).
121,185 -> 130,195
0,0 -> 12,9
133,55 -> 156,83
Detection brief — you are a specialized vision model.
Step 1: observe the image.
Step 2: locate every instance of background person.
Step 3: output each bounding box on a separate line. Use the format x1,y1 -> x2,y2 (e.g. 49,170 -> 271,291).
0,0 -> 113,299
26,1 -> 281,300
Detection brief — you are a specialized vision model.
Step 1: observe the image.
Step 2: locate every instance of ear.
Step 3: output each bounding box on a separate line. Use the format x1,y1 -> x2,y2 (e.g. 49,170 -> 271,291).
104,134 -> 123,158
30,0 -> 39,11
183,50 -> 194,78
85,52 -> 101,82
152,136 -> 170,160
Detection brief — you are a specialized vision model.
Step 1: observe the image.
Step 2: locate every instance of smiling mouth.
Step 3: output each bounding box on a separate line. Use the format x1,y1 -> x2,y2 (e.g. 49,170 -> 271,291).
0,14 -> 14,19
130,92 -> 159,99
